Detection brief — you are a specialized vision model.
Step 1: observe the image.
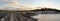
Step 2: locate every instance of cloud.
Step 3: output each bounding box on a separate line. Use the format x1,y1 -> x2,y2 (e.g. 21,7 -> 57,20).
0,0 -> 60,10
0,0 -> 8,2
0,0 -> 36,11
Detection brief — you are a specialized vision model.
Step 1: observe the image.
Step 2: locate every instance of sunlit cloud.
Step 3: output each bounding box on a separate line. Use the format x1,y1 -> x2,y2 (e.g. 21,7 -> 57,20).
0,0 -> 36,10
0,0 -> 60,11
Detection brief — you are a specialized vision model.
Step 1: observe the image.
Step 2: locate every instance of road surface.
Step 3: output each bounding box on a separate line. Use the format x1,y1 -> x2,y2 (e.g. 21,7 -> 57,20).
0,12 -> 36,21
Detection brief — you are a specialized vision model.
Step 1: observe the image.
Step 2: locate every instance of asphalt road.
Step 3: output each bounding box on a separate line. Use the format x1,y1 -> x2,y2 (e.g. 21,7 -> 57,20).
0,12 -> 37,21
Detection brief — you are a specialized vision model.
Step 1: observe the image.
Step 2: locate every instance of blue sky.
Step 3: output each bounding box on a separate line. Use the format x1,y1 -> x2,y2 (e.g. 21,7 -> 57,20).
19,0 -> 41,6
0,0 -> 60,10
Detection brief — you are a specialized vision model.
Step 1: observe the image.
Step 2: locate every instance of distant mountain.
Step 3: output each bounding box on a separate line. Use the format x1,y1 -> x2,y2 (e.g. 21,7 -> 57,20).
31,8 -> 60,12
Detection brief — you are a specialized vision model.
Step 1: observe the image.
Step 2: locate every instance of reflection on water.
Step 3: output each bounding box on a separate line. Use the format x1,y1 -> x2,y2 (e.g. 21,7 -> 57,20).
31,14 -> 60,21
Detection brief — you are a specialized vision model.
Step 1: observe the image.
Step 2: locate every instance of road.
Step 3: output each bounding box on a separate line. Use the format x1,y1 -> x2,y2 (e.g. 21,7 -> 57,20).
10,14 -> 14,21
0,12 -> 37,21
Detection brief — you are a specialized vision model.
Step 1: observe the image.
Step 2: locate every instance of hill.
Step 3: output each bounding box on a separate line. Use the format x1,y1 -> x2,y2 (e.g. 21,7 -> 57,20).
31,8 -> 60,12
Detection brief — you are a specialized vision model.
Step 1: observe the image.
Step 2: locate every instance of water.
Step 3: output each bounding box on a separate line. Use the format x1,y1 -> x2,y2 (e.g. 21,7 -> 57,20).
31,14 -> 60,21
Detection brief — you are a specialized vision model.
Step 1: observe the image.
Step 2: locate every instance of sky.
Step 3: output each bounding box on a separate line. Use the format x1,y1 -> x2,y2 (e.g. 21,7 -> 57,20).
0,0 -> 60,10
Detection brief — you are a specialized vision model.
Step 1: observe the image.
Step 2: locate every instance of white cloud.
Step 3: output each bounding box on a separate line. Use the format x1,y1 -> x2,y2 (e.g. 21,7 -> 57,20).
0,0 -> 60,10
0,0 -> 8,2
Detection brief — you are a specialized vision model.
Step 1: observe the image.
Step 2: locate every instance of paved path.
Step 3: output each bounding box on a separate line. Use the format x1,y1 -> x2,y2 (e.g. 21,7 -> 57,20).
0,12 -> 37,21
10,14 -> 14,21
